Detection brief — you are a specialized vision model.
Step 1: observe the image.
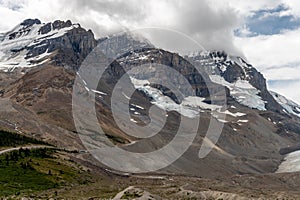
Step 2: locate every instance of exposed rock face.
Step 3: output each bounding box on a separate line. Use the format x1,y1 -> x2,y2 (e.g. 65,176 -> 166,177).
116,49 -> 229,105
1,19 -> 300,180
52,20 -> 73,30
7,19 -> 42,40
98,32 -> 154,59
47,27 -> 97,69
27,20 -> 97,70
20,19 -> 41,27
0,19 -> 97,71
271,91 -> 300,117
188,51 -> 285,113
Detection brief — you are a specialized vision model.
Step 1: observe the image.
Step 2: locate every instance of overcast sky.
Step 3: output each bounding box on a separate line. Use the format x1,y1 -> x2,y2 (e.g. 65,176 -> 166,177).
0,0 -> 300,103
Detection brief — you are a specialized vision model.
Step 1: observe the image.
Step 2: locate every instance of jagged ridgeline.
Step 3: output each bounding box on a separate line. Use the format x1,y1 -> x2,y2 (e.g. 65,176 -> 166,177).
0,19 -> 97,71
0,19 -> 300,199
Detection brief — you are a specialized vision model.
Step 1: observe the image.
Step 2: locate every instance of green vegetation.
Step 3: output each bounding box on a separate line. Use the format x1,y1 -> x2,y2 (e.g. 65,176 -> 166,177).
0,148 -> 57,196
121,190 -> 143,199
0,130 -> 48,147
36,110 -> 46,115
0,148 -> 90,197
105,133 -> 127,144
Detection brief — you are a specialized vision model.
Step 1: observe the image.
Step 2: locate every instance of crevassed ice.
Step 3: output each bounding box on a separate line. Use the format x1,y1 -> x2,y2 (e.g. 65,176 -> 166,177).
209,75 -> 266,111
130,77 -> 245,121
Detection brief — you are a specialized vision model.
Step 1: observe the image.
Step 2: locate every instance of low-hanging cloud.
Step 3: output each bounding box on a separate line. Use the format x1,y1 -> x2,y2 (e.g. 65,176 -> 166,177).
234,27 -> 300,104
0,0 -> 242,55
1,0 -> 300,103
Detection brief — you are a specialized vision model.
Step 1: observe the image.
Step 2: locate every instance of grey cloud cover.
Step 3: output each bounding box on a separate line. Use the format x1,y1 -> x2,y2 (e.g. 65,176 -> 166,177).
1,0 -> 300,103
0,0 -> 242,55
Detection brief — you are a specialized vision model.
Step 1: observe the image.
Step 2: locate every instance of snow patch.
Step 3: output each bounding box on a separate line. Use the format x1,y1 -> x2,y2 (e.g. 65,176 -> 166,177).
220,110 -> 246,117
91,89 -> 107,96
131,104 -> 145,110
0,22 -> 76,71
277,150 -> 300,173
181,96 -> 221,110
217,119 -> 228,123
130,118 -> 138,123
271,91 -> 300,118
209,75 -> 266,111
122,92 -> 131,100
0,51 -> 4,60
237,119 -> 248,123
84,86 -> 90,92
130,77 -> 229,120
130,77 -> 201,118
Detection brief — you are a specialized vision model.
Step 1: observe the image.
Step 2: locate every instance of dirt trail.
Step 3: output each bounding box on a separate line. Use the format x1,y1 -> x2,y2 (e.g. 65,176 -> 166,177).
0,145 -> 54,155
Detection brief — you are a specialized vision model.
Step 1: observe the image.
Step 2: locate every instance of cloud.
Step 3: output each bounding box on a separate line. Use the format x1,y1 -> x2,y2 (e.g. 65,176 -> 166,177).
0,0 -> 242,55
235,4 -> 300,36
284,0 -> 300,18
0,1 -> 26,31
268,80 -> 300,104
235,28 -> 300,69
170,0 -> 239,54
2,0 -> 297,56
209,0 -> 282,16
1,0 -> 300,103
227,1 -> 300,103
235,28 -> 300,103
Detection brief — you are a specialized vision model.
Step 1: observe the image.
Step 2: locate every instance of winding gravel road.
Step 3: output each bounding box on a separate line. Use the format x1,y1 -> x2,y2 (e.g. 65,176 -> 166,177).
0,145 -> 53,155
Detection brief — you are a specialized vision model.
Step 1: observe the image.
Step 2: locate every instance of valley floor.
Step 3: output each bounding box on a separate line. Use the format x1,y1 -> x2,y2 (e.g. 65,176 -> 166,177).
34,169 -> 300,199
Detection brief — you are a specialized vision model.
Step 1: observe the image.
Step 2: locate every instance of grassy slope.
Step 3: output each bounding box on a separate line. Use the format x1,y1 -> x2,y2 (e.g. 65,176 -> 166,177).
0,148 -> 92,197
0,129 -> 48,148
0,130 -> 93,198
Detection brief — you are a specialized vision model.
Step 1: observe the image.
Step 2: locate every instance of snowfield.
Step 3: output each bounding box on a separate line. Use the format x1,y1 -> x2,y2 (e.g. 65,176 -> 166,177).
271,91 -> 300,118
209,75 -> 266,111
130,77 -> 246,122
0,21 -> 75,71
277,150 -> 300,173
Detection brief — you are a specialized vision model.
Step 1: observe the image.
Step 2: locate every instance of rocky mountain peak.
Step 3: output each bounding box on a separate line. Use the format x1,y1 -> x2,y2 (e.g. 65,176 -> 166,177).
1,19 -> 300,190
38,20 -> 74,35
0,19 -> 298,118
0,19 -> 96,71
98,32 -> 154,59
187,50 -> 285,113
20,18 -> 41,27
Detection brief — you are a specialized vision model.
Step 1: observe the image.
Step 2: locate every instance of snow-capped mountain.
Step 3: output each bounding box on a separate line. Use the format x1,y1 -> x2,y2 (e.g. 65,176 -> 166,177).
188,51 -> 267,110
0,18 -> 298,121
98,31 -> 154,59
0,18 -> 288,113
271,91 -> 300,117
1,19 -> 300,178
116,47 -> 287,117
0,19 -> 96,72
187,51 -> 285,114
